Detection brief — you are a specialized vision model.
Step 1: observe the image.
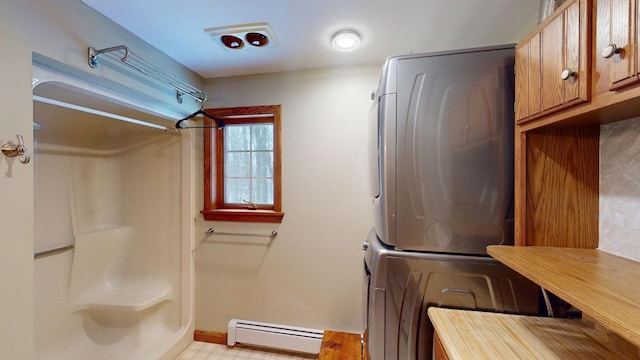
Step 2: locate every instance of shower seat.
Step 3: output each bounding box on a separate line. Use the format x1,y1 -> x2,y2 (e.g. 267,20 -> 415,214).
68,226 -> 172,312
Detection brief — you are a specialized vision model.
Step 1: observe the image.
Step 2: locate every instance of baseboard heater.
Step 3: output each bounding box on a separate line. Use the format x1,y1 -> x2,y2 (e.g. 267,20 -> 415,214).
227,319 -> 324,355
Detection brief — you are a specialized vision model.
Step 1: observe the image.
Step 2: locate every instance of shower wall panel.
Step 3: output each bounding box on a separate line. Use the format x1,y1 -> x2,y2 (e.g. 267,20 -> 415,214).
34,113 -> 184,360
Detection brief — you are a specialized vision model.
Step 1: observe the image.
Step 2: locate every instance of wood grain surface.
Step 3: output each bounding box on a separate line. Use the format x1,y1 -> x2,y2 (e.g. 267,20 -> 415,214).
318,331 -> 361,360
429,308 -> 632,359
488,245 -> 640,348
521,126 -> 599,248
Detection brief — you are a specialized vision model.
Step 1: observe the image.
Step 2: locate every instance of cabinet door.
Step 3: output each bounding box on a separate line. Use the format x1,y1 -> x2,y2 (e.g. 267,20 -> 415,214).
515,35 -> 541,121
515,0 -> 590,122
541,0 -> 590,111
563,0 -> 588,103
601,0 -> 639,90
540,11 -> 566,111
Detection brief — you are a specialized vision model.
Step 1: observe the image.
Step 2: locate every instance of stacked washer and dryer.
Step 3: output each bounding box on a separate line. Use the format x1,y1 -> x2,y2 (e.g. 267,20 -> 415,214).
363,45 -> 541,360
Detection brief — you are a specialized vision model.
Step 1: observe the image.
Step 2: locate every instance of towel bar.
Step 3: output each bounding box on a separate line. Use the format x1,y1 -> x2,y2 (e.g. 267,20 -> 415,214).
204,228 -> 277,239
34,245 -> 74,259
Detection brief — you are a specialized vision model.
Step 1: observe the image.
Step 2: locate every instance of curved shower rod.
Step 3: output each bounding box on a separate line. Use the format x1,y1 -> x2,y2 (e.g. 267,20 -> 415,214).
87,44 -> 208,105
87,44 -> 227,130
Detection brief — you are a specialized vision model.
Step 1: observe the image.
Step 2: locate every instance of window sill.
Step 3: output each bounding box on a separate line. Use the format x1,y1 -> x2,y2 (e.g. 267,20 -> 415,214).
201,209 -> 284,223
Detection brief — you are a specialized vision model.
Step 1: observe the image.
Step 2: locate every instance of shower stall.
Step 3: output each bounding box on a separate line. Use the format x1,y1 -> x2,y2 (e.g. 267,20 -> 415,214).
32,58 -> 194,359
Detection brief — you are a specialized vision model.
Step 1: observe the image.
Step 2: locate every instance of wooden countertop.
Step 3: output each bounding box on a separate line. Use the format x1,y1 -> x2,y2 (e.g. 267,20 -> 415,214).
487,245 -> 640,349
428,308 -> 630,360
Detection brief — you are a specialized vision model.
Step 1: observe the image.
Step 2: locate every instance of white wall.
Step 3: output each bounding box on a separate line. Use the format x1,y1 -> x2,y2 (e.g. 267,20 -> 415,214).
0,0 -> 202,358
194,65 -> 379,333
600,117 -> 640,262
0,5 -> 34,359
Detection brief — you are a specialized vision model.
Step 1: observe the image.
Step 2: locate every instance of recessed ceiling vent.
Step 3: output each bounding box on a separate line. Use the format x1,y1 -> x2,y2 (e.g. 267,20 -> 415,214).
205,22 -> 278,51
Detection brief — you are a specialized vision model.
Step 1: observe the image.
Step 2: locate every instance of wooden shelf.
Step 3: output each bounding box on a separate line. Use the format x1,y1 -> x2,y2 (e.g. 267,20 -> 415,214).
429,308 -> 623,359
487,245 -> 640,348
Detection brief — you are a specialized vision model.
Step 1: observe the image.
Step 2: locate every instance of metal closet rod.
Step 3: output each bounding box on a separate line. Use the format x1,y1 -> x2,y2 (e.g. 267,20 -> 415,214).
88,45 -> 207,104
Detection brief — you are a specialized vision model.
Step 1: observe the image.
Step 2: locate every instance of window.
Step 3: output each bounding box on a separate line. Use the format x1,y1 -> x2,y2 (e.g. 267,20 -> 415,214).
202,105 -> 283,222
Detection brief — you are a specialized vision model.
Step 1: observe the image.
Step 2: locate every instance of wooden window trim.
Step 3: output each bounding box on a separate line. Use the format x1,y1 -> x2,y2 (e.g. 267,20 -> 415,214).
201,105 -> 283,223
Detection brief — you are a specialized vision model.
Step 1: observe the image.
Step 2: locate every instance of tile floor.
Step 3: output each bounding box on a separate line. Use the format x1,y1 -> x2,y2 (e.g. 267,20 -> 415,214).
175,341 -> 312,360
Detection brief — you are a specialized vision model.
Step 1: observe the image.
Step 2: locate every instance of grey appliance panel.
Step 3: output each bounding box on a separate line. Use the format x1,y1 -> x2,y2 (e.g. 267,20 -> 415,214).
373,45 -> 516,254
363,230 -> 538,360
371,91 -> 397,247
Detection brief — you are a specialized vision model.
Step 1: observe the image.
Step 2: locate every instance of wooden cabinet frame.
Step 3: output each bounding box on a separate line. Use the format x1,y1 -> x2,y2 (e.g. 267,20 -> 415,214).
514,125 -> 599,247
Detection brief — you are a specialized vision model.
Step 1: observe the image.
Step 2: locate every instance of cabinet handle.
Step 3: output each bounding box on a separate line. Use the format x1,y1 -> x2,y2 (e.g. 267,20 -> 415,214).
560,69 -> 576,80
602,44 -> 622,59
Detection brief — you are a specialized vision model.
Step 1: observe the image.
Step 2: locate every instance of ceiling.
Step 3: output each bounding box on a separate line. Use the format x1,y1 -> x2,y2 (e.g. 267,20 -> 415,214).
82,0 -> 540,79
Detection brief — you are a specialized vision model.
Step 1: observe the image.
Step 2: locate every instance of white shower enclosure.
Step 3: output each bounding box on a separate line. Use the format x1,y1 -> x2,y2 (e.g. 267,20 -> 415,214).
32,58 -> 194,359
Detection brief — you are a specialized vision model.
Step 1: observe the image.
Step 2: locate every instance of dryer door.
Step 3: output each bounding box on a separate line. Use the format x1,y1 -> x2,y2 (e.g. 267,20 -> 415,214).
394,47 -> 515,254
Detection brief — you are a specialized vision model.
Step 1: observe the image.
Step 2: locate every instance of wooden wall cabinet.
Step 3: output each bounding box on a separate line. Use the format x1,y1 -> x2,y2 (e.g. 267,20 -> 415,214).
472,1 -> 640,357
515,0 -> 599,248
515,0 -> 640,131
514,0 -> 640,248
515,0 -> 590,122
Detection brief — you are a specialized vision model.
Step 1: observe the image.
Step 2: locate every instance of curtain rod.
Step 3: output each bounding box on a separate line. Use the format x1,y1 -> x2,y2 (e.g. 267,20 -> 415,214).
33,95 -> 179,134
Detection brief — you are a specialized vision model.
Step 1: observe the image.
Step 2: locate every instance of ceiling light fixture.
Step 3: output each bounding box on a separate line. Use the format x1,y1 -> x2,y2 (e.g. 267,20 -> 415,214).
246,32 -> 269,47
331,30 -> 361,52
221,35 -> 244,49
205,23 -> 278,51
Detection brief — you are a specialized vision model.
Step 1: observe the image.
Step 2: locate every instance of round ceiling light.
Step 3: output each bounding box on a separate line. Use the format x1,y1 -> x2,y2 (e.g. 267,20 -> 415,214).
221,35 -> 244,49
246,32 -> 269,47
331,30 -> 361,52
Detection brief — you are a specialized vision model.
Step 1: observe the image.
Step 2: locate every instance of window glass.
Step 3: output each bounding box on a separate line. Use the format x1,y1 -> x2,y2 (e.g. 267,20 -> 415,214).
225,178 -> 250,203
252,151 -> 274,177
252,178 -> 274,204
225,125 -> 250,151
225,151 -> 250,177
224,123 -> 274,205
251,124 -> 273,150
